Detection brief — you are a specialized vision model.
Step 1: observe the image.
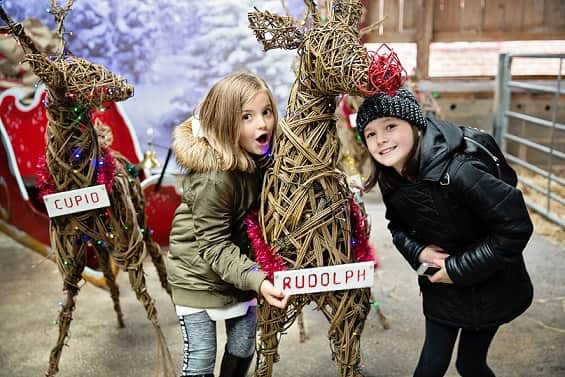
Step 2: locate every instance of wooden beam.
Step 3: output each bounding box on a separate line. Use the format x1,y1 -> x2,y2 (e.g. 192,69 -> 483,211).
362,29 -> 565,44
365,31 -> 417,43
416,0 -> 433,79
433,30 -> 565,43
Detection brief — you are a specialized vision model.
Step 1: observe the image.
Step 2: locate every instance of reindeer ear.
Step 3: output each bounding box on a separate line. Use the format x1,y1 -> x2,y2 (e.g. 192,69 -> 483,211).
248,9 -> 303,51
330,0 -> 363,27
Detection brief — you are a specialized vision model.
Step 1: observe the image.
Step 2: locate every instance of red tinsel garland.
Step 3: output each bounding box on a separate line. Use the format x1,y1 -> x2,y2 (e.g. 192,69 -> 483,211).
357,43 -> 407,96
36,147 -> 117,198
244,200 -> 378,281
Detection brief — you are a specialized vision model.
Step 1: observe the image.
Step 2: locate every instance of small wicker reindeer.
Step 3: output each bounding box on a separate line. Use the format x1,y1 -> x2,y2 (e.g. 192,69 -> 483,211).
0,2 -> 174,376
248,1 -> 404,376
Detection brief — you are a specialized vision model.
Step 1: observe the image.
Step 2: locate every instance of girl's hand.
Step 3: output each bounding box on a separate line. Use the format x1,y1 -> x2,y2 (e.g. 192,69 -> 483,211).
427,259 -> 454,284
418,244 -> 449,264
260,280 -> 289,309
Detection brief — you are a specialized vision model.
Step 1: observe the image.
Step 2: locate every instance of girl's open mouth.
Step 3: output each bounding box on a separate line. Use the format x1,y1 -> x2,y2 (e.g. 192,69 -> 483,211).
256,134 -> 269,144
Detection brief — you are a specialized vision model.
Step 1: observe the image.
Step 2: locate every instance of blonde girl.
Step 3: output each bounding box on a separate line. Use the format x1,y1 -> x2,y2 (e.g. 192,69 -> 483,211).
167,72 -> 288,377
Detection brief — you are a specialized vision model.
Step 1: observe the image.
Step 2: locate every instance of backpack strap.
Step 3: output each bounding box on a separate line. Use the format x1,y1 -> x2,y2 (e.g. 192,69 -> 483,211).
439,172 -> 450,186
463,135 -> 502,179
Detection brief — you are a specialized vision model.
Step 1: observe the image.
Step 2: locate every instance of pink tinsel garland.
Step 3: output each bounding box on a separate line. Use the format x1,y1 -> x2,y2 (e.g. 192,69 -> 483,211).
244,200 -> 378,281
350,199 -> 378,268
36,147 -> 117,198
36,155 -> 56,198
244,210 -> 287,281
96,147 -> 117,193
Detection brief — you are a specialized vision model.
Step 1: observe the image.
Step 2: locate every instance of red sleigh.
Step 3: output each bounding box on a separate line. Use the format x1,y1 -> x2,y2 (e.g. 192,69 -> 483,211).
0,87 -> 181,287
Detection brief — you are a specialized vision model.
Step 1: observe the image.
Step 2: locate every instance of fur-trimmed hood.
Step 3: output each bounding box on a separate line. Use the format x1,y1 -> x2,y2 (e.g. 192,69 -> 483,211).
172,118 -> 224,172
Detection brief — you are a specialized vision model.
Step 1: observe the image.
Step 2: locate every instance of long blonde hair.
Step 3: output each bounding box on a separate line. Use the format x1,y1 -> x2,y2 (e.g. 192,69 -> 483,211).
196,72 -> 278,172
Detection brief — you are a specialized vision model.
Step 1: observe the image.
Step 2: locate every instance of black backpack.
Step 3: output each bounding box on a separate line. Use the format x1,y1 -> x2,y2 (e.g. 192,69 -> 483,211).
430,117 -> 518,187
459,126 -> 517,187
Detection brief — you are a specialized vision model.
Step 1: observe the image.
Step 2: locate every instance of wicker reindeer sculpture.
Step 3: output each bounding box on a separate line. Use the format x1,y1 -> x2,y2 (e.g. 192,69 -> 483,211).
0,2 -> 173,376
247,1 -> 404,376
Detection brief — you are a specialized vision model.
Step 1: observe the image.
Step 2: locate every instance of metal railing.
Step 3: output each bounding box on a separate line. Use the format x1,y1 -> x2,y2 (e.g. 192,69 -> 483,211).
494,53 -> 564,228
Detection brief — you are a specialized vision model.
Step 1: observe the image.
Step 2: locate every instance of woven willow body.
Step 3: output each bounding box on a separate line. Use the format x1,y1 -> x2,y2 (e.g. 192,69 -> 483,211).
248,1 -> 389,376
0,3 -> 173,376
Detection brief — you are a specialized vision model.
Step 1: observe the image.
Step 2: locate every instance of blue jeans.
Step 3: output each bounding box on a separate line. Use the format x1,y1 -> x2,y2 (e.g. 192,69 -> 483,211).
178,306 -> 257,376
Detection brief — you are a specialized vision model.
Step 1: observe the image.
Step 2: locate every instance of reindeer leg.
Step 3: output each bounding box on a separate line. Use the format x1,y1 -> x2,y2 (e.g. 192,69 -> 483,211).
46,240 -> 86,377
145,238 -> 171,296
369,293 -> 390,330
317,289 -> 371,377
375,305 -> 390,330
127,172 -> 171,297
297,310 -> 306,343
126,256 -> 175,377
254,302 -> 297,377
96,249 -> 125,328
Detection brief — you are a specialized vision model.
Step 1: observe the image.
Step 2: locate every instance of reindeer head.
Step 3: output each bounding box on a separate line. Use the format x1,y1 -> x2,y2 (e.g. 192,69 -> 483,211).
249,0 -> 403,97
0,2 -> 133,107
28,54 -> 134,106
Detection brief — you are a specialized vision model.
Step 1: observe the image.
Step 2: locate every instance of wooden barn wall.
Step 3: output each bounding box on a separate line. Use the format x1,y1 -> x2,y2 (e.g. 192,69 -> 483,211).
363,0 -> 565,78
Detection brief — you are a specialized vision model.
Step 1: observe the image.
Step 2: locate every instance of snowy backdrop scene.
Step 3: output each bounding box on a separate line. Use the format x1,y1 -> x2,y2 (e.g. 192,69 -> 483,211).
2,0 -> 305,167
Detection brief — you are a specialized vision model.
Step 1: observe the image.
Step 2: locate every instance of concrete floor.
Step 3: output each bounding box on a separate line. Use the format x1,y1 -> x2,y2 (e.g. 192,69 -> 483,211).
1,194 -> 564,377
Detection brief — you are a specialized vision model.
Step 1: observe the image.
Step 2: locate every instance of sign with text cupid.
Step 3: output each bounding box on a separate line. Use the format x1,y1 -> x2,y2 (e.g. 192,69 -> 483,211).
274,261 -> 374,295
43,185 -> 111,218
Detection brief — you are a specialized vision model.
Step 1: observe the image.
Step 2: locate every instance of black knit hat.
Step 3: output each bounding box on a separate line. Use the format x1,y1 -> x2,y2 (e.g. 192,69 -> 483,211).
356,88 -> 426,144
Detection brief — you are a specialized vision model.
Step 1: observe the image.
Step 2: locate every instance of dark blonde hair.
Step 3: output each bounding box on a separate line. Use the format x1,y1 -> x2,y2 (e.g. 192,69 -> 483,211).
197,72 -> 278,172
363,125 -> 422,193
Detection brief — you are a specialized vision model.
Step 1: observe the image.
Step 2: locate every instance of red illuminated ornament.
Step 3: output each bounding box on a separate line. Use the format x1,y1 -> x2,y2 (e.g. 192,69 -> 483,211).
358,43 -> 407,96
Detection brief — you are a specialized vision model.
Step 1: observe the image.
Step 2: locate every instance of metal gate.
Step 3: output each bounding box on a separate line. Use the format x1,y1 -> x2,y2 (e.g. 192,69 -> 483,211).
494,53 -> 565,228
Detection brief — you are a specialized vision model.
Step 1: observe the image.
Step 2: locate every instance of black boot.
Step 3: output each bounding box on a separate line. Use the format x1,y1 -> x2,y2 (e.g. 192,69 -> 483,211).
219,352 -> 254,377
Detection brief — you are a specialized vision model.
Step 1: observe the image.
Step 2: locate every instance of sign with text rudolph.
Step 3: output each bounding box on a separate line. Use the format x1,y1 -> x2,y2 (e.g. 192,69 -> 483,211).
274,261 -> 374,295
43,185 -> 110,218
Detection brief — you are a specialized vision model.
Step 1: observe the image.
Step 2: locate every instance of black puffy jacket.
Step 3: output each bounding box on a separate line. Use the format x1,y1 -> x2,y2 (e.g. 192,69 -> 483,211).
383,118 -> 533,329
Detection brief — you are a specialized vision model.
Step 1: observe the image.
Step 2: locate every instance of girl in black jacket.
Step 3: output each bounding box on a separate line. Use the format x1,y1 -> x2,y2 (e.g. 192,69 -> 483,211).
356,88 -> 533,377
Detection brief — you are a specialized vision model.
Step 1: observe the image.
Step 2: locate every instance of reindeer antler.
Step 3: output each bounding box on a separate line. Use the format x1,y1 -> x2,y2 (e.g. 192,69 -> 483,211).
277,0 -> 301,27
248,7 -> 304,51
329,0 -> 363,27
0,5 -> 42,55
49,0 -> 75,53
360,17 -> 386,37
0,5 -> 14,25
303,0 -> 321,25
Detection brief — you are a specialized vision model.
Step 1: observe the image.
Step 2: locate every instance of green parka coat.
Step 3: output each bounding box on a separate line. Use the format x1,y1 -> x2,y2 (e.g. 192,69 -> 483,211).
167,119 -> 266,309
